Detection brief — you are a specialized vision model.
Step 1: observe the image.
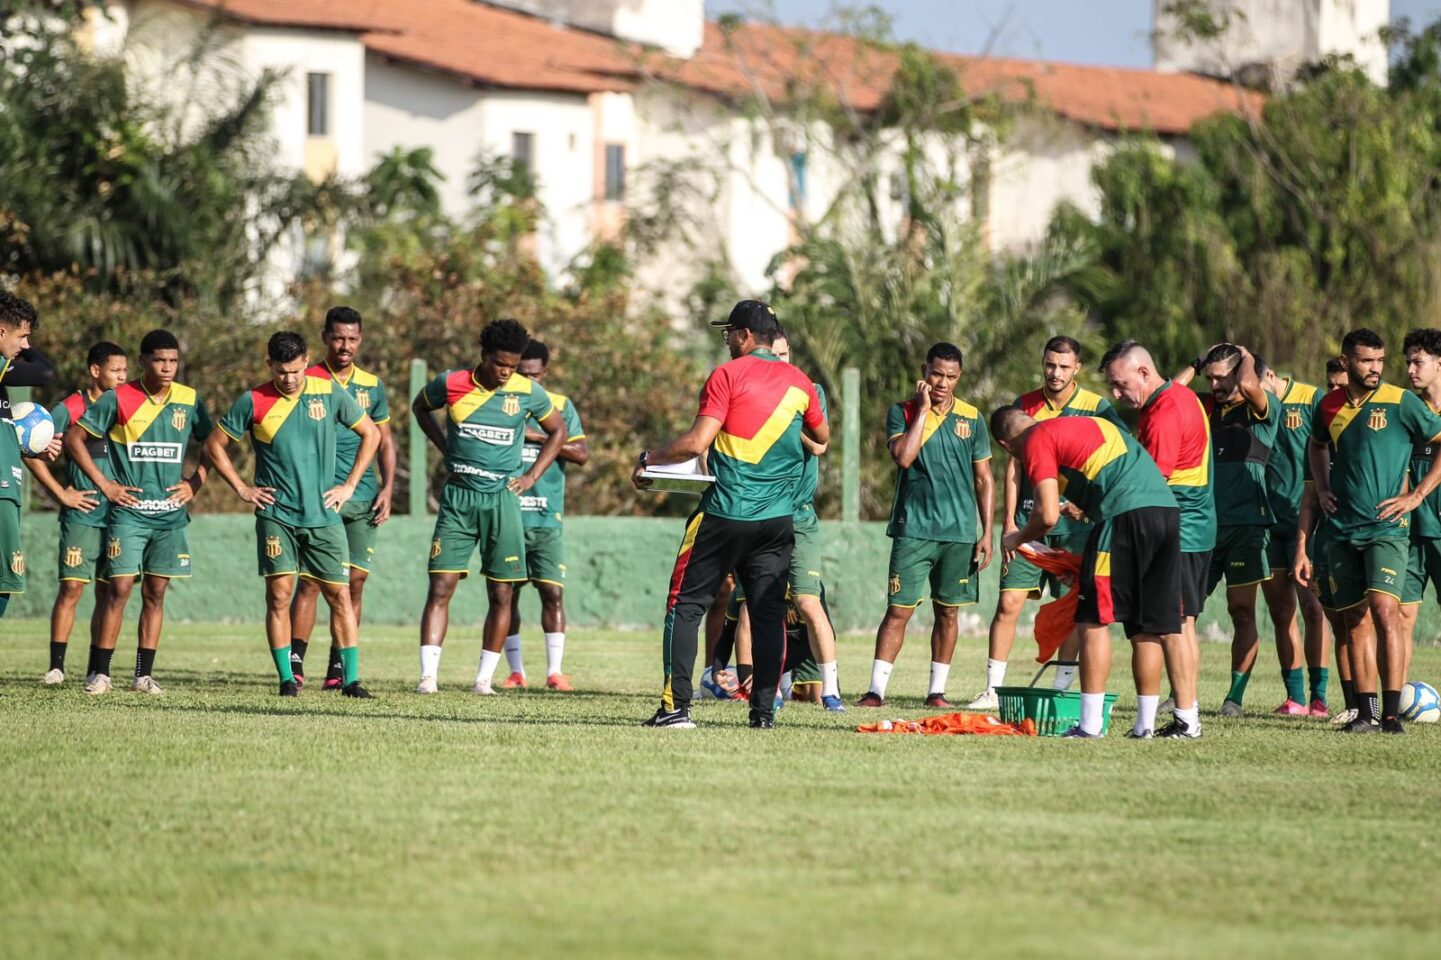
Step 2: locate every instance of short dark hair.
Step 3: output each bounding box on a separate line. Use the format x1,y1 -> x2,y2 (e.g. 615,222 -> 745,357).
1204,343 -> 1241,369
1043,335 -> 1081,359
87,341 -> 126,368
1404,328 -> 1441,359
1341,328 -> 1385,356
989,404 -> 1031,441
480,318 -> 530,357
0,291 -> 37,330
267,331 -> 307,363
1325,357 -> 1345,375
521,340 -> 550,365
139,329 -> 180,356
1099,339 -> 1141,372
324,306 -> 363,332
926,342 -> 963,367
1252,354 -> 1269,380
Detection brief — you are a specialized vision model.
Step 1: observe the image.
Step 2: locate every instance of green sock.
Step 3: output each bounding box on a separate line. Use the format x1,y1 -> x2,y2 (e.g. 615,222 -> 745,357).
340,646 -> 359,686
1308,666 -> 1329,704
271,645 -> 295,683
1225,670 -> 1251,706
1282,668 -> 1305,703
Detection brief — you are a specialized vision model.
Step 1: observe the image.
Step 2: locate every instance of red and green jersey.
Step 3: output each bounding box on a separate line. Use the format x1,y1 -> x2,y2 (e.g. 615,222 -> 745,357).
1205,392 -> 1279,527
420,369 -> 554,495
520,390 -> 585,530
885,396 -> 991,543
218,376 -> 367,528
1266,378 -> 1321,532
796,382 -> 828,513
78,381 -> 213,529
1022,416 -> 1176,522
305,362 -> 390,500
1312,383 -> 1441,543
51,391 -> 114,528
1410,396 -> 1441,541
1014,384 -> 1126,534
697,350 -> 825,522
1137,379 -> 1215,553
0,357 -> 27,504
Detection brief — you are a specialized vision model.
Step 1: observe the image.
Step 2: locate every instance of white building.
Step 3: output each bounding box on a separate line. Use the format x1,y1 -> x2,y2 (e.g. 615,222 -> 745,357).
88,0 -> 1309,299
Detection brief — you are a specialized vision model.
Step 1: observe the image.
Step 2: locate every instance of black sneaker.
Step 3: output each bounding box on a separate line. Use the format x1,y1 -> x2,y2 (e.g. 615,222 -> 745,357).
641,706 -> 695,729
748,709 -> 774,729
1339,716 -> 1380,734
1380,716 -> 1406,735
342,682 -> 373,699
279,679 -> 300,697
1156,719 -> 1202,740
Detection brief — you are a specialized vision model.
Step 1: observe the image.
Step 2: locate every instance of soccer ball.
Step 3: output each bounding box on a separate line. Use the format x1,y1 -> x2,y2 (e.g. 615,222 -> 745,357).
1399,681 -> 1440,723
11,401 -> 54,456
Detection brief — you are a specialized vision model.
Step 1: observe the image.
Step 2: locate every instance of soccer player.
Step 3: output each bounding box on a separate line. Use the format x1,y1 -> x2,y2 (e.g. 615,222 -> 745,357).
501,339 -> 588,691
1308,328 -> 1441,733
967,335 -> 1125,710
1100,340 -> 1210,736
0,291 -> 60,621
1399,329 -> 1441,678
992,406 -> 1190,738
857,342 -> 993,709
1258,363 -> 1329,717
25,342 -> 127,683
1325,358 -> 1347,392
69,329 -> 211,695
206,331 -> 380,698
413,318 -> 566,696
288,307 -> 396,689
1174,343 -> 1278,718
632,300 -> 828,729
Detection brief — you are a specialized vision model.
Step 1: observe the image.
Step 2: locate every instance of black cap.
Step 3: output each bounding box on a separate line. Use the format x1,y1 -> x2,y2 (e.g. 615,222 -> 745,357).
711,299 -> 781,337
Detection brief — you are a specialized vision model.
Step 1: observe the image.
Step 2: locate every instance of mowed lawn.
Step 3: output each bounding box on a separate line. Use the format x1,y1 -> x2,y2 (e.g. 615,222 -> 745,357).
1,619 -> 1439,960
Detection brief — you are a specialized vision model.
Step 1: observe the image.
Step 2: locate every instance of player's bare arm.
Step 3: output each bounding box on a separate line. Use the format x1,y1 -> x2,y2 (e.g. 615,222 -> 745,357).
1233,346 -> 1268,416
64,426 -> 140,507
1003,477 -> 1061,553
1000,454 -> 1020,561
1307,439 -> 1337,514
203,429 -> 276,508
888,380 -> 931,467
23,456 -> 97,512
1378,432 -> 1441,521
1293,483 -> 1319,588
631,415 -> 722,489
973,458 -> 995,571
373,420 -> 397,524
326,414 -> 381,511
411,390 -> 450,456
167,446 -> 209,507
511,407 -> 565,494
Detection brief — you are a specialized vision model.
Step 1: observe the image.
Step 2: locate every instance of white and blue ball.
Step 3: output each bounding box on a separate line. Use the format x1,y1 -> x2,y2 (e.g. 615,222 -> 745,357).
10,401 -> 54,456
1399,681 -> 1440,723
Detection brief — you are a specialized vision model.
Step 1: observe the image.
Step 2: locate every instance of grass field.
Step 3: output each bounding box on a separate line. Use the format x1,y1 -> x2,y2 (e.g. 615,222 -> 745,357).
2,619 -> 1439,959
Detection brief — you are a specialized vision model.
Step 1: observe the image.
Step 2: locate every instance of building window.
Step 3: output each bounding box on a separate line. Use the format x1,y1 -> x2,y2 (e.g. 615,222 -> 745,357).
512,131 -> 534,172
604,143 -> 625,201
306,72 -> 330,137
788,152 -> 808,211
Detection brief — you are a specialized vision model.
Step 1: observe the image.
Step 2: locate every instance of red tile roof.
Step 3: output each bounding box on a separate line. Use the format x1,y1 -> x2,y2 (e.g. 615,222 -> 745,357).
165,2 -> 1262,133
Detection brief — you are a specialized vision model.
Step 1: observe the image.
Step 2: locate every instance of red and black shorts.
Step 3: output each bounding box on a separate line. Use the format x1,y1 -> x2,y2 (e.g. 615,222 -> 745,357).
1076,505 -> 1183,638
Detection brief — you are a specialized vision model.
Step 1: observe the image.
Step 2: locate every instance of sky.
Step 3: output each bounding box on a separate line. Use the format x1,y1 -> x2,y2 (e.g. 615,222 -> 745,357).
705,1 -> 1441,68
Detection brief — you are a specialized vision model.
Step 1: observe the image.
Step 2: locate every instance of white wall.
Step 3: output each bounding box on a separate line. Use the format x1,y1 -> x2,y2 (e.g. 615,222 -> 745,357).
986,115 -> 1110,253
242,26 -> 367,179
482,0 -> 703,56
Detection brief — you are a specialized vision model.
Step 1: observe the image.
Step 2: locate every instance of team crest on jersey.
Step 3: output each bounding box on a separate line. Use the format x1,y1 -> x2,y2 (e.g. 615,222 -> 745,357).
265,535 -> 283,559
430,539 -> 442,559
171,406 -> 187,430
63,546 -> 84,568
307,398 -> 326,421
503,394 -> 521,416
1286,408 -> 1303,430
889,573 -> 902,596
954,418 -> 971,439
9,551 -> 24,576
1368,408 -> 1388,431
106,538 -> 122,560
355,389 -> 370,410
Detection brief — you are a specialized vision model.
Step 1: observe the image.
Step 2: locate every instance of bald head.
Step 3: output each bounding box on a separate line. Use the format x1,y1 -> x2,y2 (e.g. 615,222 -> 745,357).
1100,339 -> 1162,410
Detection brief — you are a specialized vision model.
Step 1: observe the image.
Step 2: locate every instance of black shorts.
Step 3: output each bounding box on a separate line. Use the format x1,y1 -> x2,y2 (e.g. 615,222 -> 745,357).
1180,550 -> 1210,619
1077,505 -> 1183,638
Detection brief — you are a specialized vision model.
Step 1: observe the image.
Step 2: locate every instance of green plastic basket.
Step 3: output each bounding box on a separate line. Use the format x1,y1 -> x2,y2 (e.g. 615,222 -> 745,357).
995,661 -> 1117,737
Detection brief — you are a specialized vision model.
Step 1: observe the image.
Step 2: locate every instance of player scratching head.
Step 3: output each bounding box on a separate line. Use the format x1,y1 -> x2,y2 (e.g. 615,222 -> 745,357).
0,290 -> 38,362
1340,328 -> 1385,396
323,306 -> 363,373
477,318 -> 530,389
1200,343 -> 1265,406
88,341 -> 128,393
519,339 -> 549,384
1041,335 -> 1082,400
138,329 -> 181,394
1099,339 -> 1164,410
919,342 -> 963,412
266,331 -> 309,397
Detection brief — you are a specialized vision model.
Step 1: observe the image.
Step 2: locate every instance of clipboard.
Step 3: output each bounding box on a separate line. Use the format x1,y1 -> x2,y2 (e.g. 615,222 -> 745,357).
640,457 -> 715,495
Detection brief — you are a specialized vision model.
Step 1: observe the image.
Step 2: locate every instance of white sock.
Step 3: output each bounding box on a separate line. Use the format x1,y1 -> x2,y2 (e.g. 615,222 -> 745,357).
1136,694 -> 1159,735
420,644 -> 442,679
1052,663 -> 1077,691
1081,692 -> 1105,735
544,632 -> 565,676
476,648 -> 502,686
985,657 -> 1007,691
780,670 -> 793,700
503,633 -> 524,676
820,661 -> 839,698
869,659 -> 893,698
929,661 -> 950,696
1175,704 -> 1200,730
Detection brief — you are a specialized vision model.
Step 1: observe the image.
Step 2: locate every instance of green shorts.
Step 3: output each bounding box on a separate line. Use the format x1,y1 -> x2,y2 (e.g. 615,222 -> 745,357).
429,484 -> 526,582
256,515 -> 349,584
58,519 -> 105,583
790,510 -> 824,598
1403,538 -> 1441,605
791,655 -> 821,685
1205,525 -> 1271,596
523,526 -> 566,585
100,519 -> 192,580
1267,527 -> 1297,573
886,537 -> 979,608
339,499 -> 379,574
0,500 -> 24,594
999,528 -> 1091,599
1326,537 -> 1408,610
